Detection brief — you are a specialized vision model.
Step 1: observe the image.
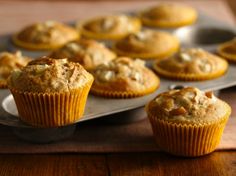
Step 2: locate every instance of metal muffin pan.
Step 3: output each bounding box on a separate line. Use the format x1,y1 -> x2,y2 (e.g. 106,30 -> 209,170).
0,13 -> 236,128
2,60 -> 236,128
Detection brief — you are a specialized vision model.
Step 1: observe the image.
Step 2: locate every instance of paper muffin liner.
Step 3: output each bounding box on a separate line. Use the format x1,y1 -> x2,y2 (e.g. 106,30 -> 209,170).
153,60 -> 228,81
12,33 -> 80,51
90,79 -> 159,98
146,102 -> 231,157
113,38 -> 179,60
217,45 -> 236,63
9,79 -> 93,127
140,16 -> 197,28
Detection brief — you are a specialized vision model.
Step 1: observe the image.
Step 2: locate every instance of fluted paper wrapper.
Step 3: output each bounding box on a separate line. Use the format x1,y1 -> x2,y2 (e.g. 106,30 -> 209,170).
113,41 -> 179,60
140,15 -> 197,28
147,104 -> 231,157
9,81 -> 92,127
153,61 -> 228,81
91,82 -> 159,99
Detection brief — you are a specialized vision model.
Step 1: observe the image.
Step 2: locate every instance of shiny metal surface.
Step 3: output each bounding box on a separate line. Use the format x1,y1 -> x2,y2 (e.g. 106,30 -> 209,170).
2,61 -> 236,128
174,26 -> 235,46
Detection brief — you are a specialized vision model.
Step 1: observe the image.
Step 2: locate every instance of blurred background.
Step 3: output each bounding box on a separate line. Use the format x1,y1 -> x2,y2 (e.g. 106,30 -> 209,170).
0,0 -> 236,16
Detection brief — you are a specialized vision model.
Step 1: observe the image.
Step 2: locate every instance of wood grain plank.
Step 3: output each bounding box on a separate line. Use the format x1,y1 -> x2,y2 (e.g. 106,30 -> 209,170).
107,152 -> 236,176
0,154 -> 108,176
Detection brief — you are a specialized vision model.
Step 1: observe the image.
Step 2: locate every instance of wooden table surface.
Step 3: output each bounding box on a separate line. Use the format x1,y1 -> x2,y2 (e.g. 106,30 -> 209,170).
0,0 -> 236,175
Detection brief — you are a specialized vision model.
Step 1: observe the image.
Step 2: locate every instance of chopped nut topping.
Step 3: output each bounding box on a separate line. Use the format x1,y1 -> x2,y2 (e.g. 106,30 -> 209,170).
205,91 -> 213,98
8,57 -> 93,92
97,70 -> 114,82
135,32 -> 147,41
67,42 -> 82,51
93,57 -> 149,84
102,18 -> 114,30
148,87 -> 227,123
170,106 -> 187,116
179,53 -> 192,62
45,21 -> 56,27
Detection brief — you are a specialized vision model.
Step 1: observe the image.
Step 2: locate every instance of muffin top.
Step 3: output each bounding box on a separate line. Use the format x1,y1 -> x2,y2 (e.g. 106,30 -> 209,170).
13,21 -> 79,50
140,4 -> 197,27
50,39 -> 116,71
113,30 -> 179,59
155,48 -> 228,74
0,51 -> 31,87
147,87 -> 229,124
92,57 -> 159,92
80,15 -> 141,40
8,57 -> 94,93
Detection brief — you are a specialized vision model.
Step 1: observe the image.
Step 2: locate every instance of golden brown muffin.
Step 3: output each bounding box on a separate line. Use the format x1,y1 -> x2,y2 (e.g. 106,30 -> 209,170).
139,4 -> 197,28
146,87 -> 231,156
113,30 -> 179,59
0,51 -> 31,88
217,38 -> 236,62
50,39 -> 116,71
91,57 -> 160,98
8,57 -> 94,127
12,21 -> 79,50
78,15 -> 141,40
153,48 -> 228,81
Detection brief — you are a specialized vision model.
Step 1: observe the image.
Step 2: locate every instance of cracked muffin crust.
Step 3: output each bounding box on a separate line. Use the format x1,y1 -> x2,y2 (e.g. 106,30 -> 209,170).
50,39 -> 116,71
153,48 -> 228,81
147,87 -> 228,124
146,87 -> 231,156
8,57 -> 93,93
12,21 -> 79,50
113,30 -> 179,59
0,51 -> 31,88
79,15 -> 141,40
91,57 -> 160,98
139,3 -> 197,28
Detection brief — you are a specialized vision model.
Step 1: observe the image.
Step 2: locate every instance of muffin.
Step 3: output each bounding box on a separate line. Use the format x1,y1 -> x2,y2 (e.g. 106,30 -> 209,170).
153,48 -> 228,81
113,30 -> 179,59
50,39 -> 116,71
0,51 -> 31,88
139,4 -> 197,28
146,87 -> 231,156
91,57 -> 160,98
217,38 -> 236,62
78,15 -> 141,40
7,57 -> 94,127
12,21 -> 79,50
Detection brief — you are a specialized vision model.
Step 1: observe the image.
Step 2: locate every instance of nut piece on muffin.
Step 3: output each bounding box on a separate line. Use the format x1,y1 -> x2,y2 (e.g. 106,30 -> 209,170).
139,3 -> 197,28
50,39 -> 116,71
78,15 -> 141,40
90,57 -> 160,98
153,48 -> 228,81
0,51 -> 31,88
146,87 -> 231,156
12,21 -> 79,50
113,29 -> 179,59
217,38 -> 236,62
7,57 -> 94,127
